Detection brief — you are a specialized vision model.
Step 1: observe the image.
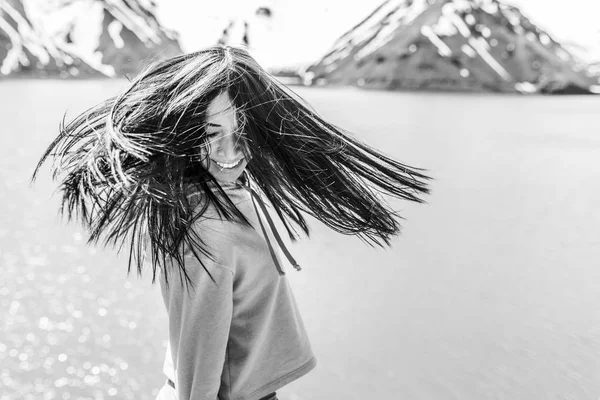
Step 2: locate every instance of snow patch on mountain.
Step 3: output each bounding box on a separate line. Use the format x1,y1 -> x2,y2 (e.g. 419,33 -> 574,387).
306,0 -> 596,94
0,0 -> 181,78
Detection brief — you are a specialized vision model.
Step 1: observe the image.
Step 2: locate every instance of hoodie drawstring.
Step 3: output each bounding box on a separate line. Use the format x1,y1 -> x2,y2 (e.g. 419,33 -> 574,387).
239,173 -> 301,275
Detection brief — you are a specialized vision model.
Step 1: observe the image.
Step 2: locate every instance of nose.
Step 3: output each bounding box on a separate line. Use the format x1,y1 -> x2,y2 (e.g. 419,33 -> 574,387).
216,133 -> 244,160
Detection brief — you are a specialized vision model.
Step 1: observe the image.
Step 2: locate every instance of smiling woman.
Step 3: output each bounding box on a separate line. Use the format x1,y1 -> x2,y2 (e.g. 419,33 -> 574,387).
201,92 -> 250,183
31,45 -> 430,400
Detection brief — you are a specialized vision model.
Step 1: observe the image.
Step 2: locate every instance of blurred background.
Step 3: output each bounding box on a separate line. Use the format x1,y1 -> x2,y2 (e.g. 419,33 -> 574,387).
1,0 -> 600,399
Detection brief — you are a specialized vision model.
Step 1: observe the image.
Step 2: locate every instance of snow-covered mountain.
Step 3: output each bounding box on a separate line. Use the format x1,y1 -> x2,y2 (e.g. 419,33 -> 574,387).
0,0 -> 182,78
210,5 -> 280,69
305,0 -> 599,94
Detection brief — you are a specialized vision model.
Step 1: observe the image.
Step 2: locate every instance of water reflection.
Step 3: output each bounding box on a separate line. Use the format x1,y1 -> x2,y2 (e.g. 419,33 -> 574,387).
0,169 -> 167,399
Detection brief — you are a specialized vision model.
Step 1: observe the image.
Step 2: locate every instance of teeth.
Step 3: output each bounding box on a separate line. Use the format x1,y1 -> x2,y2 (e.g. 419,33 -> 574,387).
214,159 -> 242,169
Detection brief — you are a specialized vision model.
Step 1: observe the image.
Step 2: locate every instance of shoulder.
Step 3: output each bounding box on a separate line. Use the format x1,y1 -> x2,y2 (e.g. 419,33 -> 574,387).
183,187 -> 242,274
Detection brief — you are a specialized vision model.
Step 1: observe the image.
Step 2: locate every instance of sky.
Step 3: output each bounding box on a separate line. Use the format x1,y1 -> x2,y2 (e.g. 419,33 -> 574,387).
157,0 -> 600,68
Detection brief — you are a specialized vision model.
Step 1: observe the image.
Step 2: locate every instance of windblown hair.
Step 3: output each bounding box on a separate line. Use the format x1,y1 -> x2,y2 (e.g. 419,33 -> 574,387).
32,45 -> 431,290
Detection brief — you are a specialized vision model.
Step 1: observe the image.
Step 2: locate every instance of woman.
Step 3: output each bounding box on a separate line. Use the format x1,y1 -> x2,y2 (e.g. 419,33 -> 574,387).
32,45 -> 430,400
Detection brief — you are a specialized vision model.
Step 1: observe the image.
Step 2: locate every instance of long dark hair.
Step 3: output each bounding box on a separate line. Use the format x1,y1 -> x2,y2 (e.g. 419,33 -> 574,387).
32,45 -> 431,290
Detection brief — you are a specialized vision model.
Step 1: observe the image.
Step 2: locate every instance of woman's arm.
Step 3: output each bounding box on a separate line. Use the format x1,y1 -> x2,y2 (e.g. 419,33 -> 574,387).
161,224 -> 235,400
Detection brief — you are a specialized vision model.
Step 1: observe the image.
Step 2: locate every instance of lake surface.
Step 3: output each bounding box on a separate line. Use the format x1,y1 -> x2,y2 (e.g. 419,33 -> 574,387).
1,80 -> 599,400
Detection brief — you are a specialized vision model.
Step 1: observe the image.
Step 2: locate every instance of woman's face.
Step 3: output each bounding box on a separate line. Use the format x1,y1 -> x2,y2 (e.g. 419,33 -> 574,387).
201,92 -> 249,183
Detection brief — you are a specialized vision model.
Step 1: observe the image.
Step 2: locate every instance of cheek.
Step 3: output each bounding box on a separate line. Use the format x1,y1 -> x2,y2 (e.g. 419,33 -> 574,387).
202,137 -> 220,156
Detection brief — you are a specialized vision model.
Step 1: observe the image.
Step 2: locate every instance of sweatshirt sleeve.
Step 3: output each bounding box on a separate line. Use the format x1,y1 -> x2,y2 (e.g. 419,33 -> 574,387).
161,222 -> 235,400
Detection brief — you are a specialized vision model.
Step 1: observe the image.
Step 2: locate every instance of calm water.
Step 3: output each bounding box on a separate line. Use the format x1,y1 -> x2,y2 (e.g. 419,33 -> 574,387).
1,80 -> 600,400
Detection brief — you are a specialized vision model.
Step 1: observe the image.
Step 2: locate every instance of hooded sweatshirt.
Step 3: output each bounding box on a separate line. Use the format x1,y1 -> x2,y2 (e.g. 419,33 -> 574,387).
158,176 -> 317,400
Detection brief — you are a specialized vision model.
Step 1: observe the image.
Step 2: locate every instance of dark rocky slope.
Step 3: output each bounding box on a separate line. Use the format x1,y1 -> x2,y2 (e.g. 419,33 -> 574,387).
0,0 -> 181,78
305,0 -> 598,94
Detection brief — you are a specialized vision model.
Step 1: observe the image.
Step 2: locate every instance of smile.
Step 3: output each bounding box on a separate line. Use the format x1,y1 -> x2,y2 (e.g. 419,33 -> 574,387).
213,158 -> 243,169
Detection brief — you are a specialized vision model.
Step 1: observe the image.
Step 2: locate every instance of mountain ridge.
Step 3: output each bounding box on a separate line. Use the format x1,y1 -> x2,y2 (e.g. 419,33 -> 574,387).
0,0 -> 182,78
305,0 -> 598,94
